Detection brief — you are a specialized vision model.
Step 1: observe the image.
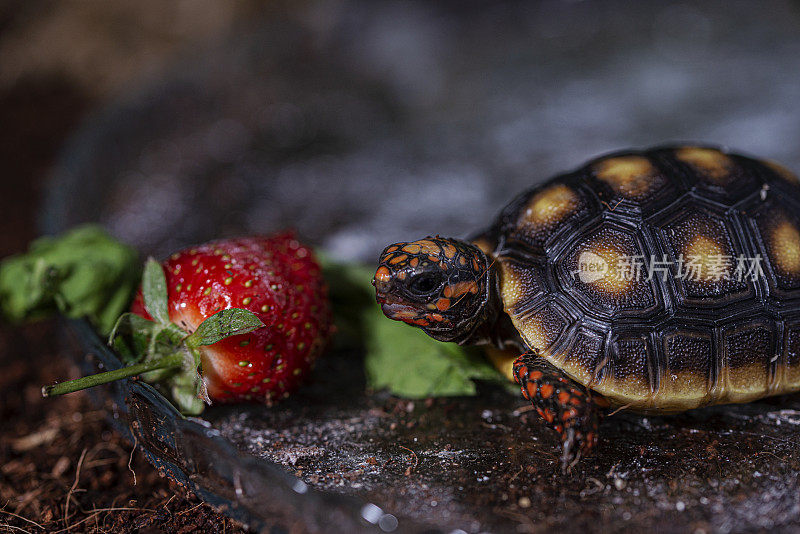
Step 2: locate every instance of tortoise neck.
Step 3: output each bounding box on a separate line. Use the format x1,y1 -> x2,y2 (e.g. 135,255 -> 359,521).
452,260 -> 504,347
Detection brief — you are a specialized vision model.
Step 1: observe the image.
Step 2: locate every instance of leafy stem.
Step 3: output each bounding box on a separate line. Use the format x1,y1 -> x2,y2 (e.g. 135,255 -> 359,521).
42,258 -> 265,414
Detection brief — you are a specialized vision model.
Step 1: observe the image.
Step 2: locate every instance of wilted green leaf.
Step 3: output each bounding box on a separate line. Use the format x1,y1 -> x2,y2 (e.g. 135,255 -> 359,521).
142,258 -> 169,325
363,309 -> 507,397
186,308 -> 265,347
320,255 -> 509,398
169,370 -> 205,415
0,225 -> 140,334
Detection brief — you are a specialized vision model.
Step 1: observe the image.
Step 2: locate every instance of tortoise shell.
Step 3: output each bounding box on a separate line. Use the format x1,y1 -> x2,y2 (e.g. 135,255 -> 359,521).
476,146 -> 800,412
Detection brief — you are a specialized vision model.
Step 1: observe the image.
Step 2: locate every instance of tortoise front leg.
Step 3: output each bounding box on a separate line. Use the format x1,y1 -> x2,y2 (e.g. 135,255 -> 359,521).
513,351 -> 606,470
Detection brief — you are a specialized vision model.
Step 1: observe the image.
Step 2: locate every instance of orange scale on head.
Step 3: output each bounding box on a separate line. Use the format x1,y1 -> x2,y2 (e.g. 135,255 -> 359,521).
416,240 -> 443,255
450,281 -> 478,297
436,298 -> 451,311
386,245 -> 399,253
389,254 -> 408,265
410,257 -> 419,267
443,244 -> 457,259
402,244 -> 421,254
375,266 -> 391,283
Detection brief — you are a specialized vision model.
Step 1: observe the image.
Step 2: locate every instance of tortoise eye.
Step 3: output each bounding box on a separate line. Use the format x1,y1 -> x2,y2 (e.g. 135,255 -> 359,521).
407,272 -> 444,296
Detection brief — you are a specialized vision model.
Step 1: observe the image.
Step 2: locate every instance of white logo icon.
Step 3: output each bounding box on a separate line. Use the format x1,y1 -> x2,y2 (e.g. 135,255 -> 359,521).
575,251 -> 609,283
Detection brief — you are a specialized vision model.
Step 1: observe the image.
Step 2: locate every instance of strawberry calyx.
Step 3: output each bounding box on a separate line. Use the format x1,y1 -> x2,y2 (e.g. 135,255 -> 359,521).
42,258 -> 265,414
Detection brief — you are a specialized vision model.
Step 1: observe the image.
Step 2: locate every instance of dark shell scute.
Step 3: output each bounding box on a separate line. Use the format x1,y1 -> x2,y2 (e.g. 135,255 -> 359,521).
490,145 -> 800,407
555,220 -> 662,318
746,197 -> 800,297
607,333 -> 655,398
653,202 -> 753,306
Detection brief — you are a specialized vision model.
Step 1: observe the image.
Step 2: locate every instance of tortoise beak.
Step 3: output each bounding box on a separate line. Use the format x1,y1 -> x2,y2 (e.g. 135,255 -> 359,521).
379,300 -> 418,321
373,266 -> 393,294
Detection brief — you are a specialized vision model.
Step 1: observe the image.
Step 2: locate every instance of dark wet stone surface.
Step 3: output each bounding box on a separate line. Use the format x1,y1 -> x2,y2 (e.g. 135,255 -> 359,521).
47,1 -> 800,531
207,347 -> 800,533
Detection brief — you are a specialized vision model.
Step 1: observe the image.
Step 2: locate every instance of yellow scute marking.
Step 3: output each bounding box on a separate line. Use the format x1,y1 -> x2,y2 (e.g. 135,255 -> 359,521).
520,184 -> 578,228
498,261 -> 525,311
723,363 -> 770,404
579,245 -> 631,294
519,313 -> 550,353
764,160 -> 799,184
772,221 -> 800,274
675,147 -> 732,181
684,235 -> 728,281
594,155 -> 656,197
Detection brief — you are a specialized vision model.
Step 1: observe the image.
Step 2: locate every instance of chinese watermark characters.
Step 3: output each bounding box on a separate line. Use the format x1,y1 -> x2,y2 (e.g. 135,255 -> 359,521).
574,252 -> 764,284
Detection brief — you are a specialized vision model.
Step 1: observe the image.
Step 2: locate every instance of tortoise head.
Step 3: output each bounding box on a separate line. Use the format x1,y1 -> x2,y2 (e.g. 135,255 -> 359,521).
373,236 -> 493,343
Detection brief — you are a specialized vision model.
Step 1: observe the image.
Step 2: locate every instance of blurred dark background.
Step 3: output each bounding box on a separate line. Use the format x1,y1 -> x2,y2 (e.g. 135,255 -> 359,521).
4,1 -> 800,532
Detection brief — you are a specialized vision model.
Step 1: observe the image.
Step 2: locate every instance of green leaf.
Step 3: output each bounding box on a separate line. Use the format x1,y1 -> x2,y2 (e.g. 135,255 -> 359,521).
108,312 -> 157,364
169,371 -> 205,415
362,308 -> 507,398
0,225 -> 140,334
185,308 -> 265,347
320,255 -> 509,398
317,254 -> 377,348
142,258 -> 169,325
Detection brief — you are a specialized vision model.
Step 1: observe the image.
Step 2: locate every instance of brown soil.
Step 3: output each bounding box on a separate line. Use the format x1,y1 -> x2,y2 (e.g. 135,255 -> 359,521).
0,73 -> 251,533
0,323 -> 249,533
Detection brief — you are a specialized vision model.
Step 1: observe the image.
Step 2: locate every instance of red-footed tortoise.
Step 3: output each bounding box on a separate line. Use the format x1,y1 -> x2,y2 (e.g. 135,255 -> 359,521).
372,145 -> 800,469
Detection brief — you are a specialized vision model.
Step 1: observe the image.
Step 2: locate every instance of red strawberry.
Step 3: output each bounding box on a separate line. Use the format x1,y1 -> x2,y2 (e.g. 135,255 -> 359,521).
44,232 -> 333,413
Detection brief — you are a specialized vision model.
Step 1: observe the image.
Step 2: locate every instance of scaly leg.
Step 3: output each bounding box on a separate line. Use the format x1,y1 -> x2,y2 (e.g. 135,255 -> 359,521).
513,351 -> 606,470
